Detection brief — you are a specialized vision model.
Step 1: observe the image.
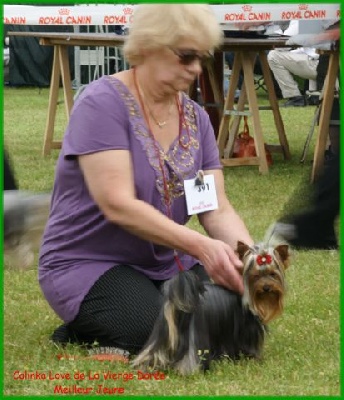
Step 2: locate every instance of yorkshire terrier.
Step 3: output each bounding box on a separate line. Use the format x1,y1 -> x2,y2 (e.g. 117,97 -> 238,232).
132,241 -> 290,375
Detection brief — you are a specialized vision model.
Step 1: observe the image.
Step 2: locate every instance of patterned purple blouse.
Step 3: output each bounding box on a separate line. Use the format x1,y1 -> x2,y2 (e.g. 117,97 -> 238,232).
39,75 -> 222,323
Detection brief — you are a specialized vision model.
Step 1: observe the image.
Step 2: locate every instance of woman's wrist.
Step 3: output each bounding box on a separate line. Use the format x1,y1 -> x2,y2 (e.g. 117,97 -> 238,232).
184,233 -> 215,261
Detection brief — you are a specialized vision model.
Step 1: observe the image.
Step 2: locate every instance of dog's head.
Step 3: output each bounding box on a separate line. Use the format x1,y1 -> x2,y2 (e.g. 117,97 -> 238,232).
236,241 -> 290,324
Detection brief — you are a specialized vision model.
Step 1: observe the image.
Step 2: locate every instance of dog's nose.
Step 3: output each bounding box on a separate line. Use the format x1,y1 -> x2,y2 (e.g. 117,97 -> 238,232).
263,285 -> 271,292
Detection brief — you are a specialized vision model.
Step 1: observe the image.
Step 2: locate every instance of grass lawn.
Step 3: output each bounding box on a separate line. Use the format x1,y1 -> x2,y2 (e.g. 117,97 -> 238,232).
3,85 -> 340,397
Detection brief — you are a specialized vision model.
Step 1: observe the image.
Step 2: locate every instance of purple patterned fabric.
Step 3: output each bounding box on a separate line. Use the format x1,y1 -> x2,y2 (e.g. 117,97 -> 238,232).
39,75 -> 222,322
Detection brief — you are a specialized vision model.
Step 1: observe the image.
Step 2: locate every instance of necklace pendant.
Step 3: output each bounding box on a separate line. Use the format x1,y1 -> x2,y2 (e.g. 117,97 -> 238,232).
158,121 -> 167,128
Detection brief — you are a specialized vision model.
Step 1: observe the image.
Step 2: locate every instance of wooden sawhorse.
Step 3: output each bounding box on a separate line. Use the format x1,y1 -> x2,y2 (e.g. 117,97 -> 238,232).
217,47 -> 291,174
42,43 -> 74,156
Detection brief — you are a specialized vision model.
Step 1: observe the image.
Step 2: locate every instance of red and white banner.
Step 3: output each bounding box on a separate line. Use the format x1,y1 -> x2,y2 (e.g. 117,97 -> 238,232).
215,3 -> 340,23
3,4 -> 340,26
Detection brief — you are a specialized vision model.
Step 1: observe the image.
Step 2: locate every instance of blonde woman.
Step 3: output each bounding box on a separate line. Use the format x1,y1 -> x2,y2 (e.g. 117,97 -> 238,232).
39,4 -> 253,360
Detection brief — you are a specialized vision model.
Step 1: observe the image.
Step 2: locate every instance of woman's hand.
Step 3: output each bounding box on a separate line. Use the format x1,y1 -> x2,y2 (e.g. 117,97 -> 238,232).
197,238 -> 244,295
197,169 -> 253,293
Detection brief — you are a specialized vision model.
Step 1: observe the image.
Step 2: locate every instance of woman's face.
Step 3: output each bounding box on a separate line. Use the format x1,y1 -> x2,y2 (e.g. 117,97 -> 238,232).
142,40 -> 211,93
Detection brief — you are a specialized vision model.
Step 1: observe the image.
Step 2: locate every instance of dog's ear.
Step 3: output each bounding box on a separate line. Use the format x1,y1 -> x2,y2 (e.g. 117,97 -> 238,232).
236,241 -> 250,261
274,244 -> 290,269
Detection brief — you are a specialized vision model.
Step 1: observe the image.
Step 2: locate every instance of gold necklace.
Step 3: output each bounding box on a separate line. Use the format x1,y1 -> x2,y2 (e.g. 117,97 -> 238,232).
135,76 -> 174,129
145,101 -> 174,129
133,67 -> 191,151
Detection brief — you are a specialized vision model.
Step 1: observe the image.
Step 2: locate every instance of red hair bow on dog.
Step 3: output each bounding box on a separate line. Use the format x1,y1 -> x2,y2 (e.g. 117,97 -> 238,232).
256,254 -> 272,266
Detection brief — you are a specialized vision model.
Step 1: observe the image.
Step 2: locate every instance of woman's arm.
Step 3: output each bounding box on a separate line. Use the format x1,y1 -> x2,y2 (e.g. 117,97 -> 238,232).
79,149 -> 206,254
198,169 -> 254,248
79,150 -> 244,293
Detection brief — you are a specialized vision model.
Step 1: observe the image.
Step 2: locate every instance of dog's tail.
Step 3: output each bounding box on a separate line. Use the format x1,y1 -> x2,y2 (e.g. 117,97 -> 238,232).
163,270 -> 205,353
165,269 -> 205,313
132,270 -> 205,372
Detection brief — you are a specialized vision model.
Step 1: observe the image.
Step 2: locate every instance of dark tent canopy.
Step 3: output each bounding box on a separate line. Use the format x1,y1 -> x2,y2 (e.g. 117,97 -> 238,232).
5,24 -> 74,87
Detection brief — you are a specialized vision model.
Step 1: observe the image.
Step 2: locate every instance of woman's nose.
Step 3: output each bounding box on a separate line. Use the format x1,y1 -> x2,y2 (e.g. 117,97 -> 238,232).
186,59 -> 203,75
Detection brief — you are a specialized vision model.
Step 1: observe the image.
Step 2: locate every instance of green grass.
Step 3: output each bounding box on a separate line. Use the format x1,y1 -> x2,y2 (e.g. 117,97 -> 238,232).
3,86 -> 340,396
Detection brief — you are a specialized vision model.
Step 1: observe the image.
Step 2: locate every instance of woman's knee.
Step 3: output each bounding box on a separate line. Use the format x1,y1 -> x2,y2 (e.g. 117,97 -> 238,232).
70,266 -> 163,350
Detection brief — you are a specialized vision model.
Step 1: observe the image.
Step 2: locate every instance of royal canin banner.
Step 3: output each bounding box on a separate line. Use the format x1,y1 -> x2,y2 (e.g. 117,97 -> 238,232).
3,4 -> 340,26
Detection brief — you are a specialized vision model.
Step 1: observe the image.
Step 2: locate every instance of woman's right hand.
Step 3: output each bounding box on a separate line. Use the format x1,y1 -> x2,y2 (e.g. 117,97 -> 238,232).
197,238 -> 244,295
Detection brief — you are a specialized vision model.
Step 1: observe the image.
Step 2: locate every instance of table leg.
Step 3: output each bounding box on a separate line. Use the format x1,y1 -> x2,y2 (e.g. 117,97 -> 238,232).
241,52 -> 269,174
43,46 -> 60,156
217,53 -> 241,158
42,45 -> 74,156
58,45 -> 74,118
205,57 -> 224,122
259,51 -> 290,160
311,51 -> 339,182
223,81 -> 247,159
199,52 -> 223,136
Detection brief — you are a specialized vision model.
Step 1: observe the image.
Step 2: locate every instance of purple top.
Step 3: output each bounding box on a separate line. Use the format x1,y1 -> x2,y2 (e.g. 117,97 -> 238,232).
39,75 -> 222,323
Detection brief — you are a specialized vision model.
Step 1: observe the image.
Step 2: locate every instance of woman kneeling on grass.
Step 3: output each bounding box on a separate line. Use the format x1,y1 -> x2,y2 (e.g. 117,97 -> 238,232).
39,3 -> 253,361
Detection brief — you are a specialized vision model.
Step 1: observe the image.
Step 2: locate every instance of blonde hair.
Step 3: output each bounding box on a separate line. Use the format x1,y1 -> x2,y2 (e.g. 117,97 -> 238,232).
123,4 -> 223,66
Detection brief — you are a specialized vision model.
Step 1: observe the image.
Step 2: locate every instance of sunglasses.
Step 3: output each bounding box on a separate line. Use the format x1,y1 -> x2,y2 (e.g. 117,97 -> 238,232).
169,47 -> 212,65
